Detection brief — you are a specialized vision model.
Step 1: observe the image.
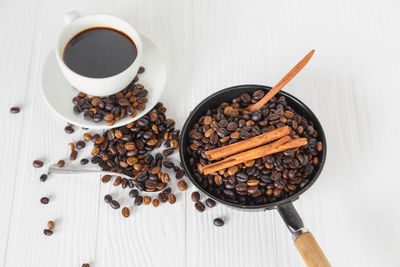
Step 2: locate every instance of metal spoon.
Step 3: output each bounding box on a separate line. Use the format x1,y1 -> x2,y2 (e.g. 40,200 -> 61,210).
48,164 -> 135,180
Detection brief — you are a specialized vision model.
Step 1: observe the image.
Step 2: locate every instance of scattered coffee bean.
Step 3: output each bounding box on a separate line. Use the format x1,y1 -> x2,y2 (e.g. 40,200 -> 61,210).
80,158 -> 89,165
194,201 -> 205,212
138,66 -> 145,73
134,196 -> 143,206
206,198 -> 216,208
177,180 -> 188,191
64,125 -> 74,134
68,143 -> 75,151
40,174 -> 48,182
143,196 -> 151,205
110,200 -> 120,209
10,106 -> 20,113
47,221 -> 55,229
76,141 -> 86,150
168,194 -> 176,204
40,197 -> 49,204
104,194 -> 112,204
70,150 -> 78,160
129,189 -> 139,198
82,264 -> 90,267
33,160 -> 44,168
158,192 -> 168,203
152,199 -> 159,207
176,169 -> 185,180
43,229 -> 53,236
57,160 -> 65,167
121,207 -> 130,218
102,175 -> 111,183
191,192 -> 200,202
213,218 -> 224,227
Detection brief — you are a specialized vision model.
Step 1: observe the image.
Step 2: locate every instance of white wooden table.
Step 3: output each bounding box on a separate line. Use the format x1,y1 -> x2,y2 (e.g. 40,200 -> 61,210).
1,0 -> 400,266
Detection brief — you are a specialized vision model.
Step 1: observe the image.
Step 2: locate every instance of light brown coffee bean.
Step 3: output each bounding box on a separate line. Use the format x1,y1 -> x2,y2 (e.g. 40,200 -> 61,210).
177,180 -> 188,191
121,207 -> 130,218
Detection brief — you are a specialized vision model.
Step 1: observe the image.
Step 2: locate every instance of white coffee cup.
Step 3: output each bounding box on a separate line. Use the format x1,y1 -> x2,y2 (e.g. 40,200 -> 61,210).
55,11 -> 143,96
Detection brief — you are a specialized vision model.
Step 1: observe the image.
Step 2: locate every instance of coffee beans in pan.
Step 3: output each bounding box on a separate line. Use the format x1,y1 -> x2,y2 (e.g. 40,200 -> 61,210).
186,91 -> 323,206
72,68 -> 148,125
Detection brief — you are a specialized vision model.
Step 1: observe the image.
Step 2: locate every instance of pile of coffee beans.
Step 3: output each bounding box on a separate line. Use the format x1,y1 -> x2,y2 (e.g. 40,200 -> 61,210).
72,67 -> 148,126
86,102 -> 184,194
186,90 -> 323,206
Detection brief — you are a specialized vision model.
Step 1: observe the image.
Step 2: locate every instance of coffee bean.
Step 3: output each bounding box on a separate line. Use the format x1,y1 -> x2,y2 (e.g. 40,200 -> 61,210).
134,196 -> 143,206
47,221 -> 55,229
205,198 -> 216,208
57,160 -> 65,167
64,126 -> 74,134
33,160 -> 44,168
102,175 -> 111,183
70,150 -> 78,160
129,189 -> 139,198
110,200 -> 120,209
104,194 -> 112,204
158,192 -> 168,203
122,207 -> 130,218
162,187 -> 172,195
76,141 -> 86,150
177,180 -> 188,191
194,202 -> 205,212
82,264 -> 90,267
40,174 -> 48,182
176,169 -> 185,180
213,218 -> 224,227
168,194 -> 176,204
317,141 -> 323,152
143,196 -> 151,205
80,158 -> 89,165
43,229 -> 53,236
10,106 -> 20,113
191,191 -> 200,202
152,199 -> 159,207
40,197 -> 49,204
163,148 -> 175,156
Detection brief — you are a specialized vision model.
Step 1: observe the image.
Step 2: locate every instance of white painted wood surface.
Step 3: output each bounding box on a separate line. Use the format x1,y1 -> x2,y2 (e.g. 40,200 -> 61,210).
1,0 -> 400,266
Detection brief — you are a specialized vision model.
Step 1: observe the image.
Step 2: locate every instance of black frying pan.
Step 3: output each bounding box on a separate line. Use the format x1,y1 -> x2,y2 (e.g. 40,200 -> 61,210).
179,84 -> 331,267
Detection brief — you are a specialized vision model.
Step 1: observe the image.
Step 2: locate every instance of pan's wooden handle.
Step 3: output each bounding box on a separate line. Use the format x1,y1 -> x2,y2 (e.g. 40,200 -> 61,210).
294,231 -> 331,267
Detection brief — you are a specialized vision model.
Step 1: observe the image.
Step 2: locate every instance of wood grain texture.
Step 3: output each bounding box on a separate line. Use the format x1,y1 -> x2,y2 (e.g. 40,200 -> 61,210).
1,0 -> 400,266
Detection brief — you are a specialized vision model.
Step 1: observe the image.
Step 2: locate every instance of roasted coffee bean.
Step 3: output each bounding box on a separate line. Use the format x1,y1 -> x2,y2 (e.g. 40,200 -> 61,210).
82,264 -> 90,267
80,158 -> 89,165
110,200 -> 120,209
205,198 -> 216,208
40,197 -> 49,204
10,106 -> 20,113
163,148 -> 174,156
129,189 -> 139,198
152,199 -> 160,207
168,194 -> 176,204
176,169 -> 185,179
158,192 -> 168,203
40,174 -> 48,182
143,196 -> 151,205
47,221 -> 55,229
213,218 -> 224,227
194,201 -> 205,212
134,196 -> 143,206
43,229 -> 53,236
76,141 -> 86,150
177,180 -> 188,191
57,160 -> 65,167
33,160 -> 44,168
191,191 -> 200,202
122,207 -> 130,218
102,175 -> 111,183
64,125 -> 74,134
70,150 -> 78,160
163,160 -> 174,169
104,194 -> 112,203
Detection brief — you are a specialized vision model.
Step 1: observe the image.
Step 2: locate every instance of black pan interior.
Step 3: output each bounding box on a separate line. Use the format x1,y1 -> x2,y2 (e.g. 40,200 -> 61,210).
179,84 -> 327,210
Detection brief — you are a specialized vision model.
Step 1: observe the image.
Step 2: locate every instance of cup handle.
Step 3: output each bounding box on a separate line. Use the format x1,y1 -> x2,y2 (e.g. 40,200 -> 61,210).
64,10 -> 81,25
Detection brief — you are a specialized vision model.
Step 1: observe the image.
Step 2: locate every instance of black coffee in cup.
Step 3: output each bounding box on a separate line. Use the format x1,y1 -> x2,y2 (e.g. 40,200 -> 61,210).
63,27 -> 137,78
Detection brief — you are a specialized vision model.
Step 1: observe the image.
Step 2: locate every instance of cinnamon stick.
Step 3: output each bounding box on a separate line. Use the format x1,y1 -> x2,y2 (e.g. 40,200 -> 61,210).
205,126 -> 291,161
202,137 -> 307,175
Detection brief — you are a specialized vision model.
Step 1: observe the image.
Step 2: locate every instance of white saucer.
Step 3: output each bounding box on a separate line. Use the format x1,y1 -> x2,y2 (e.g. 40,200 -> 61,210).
41,34 -> 167,129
